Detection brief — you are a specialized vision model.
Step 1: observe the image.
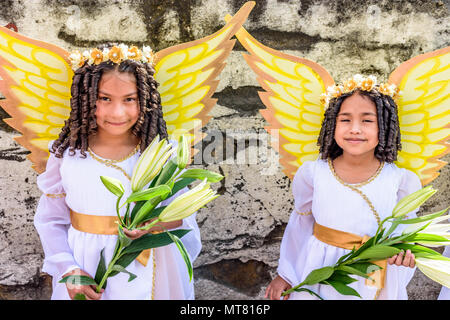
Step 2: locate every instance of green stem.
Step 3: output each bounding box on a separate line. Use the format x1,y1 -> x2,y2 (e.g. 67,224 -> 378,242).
115,196 -> 124,226
96,243 -> 123,293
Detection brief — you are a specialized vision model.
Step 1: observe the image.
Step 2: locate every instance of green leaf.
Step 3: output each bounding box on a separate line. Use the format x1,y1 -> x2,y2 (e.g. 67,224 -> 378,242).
179,169 -> 224,183
94,248 -> 107,286
324,279 -> 361,298
413,252 -> 450,261
170,178 -> 196,197
111,265 -> 137,282
74,293 -> 87,300
403,233 -> 450,243
348,262 -> 382,275
392,243 -> 441,256
336,266 -> 372,280
395,208 -> 448,225
122,229 -> 191,254
100,176 -> 125,198
59,275 -> 98,286
125,185 -> 172,204
300,266 -> 334,286
167,231 -> 193,282
139,206 -> 167,223
353,245 -> 400,261
328,270 -> 359,285
154,159 -> 178,186
130,197 -> 161,227
108,229 -> 192,278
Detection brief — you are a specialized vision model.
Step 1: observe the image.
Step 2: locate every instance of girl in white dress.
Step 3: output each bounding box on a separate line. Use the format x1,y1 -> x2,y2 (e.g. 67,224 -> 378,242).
265,87 -> 421,300
34,50 -> 201,300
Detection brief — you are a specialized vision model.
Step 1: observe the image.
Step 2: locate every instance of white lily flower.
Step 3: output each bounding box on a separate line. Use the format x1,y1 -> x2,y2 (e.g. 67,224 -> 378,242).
158,179 -> 218,222
415,257 -> 450,288
402,214 -> 450,235
392,185 -> 436,218
131,136 -> 175,192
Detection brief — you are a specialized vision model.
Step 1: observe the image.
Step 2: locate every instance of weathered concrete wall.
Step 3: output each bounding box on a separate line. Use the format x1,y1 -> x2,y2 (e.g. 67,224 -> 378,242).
0,0 -> 449,300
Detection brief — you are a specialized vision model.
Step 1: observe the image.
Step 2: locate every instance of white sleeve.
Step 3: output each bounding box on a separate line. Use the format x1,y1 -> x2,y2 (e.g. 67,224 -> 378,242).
277,161 -> 315,286
34,151 -> 79,279
389,168 -> 422,288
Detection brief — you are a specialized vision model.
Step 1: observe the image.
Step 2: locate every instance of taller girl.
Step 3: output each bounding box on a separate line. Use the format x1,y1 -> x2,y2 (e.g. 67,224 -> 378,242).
34,46 -> 201,300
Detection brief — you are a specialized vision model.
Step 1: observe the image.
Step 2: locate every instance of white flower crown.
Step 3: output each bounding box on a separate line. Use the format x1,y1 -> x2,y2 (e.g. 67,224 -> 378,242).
68,44 -> 155,71
320,74 -> 401,109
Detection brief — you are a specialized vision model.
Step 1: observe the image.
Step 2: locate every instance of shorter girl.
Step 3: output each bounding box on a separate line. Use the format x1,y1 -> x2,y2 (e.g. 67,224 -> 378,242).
34,46 -> 201,300
265,83 -> 421,300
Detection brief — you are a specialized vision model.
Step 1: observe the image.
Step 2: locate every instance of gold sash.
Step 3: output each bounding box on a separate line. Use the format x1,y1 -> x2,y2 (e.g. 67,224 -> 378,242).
313,222 -> 387,290
70,209 -> 151,266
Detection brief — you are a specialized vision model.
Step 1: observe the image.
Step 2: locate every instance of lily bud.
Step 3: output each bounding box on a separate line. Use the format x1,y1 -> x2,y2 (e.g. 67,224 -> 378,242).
392,186 -> 437,218
176,134 -> 190,169
131,136 -> 175,192
100,176 -> 125,198
415,257 -> 450,288
158,179 -> 218,222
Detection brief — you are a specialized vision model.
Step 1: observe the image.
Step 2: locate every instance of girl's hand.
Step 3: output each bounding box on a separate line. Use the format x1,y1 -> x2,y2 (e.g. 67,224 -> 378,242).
387,249 -> 415,268
265,275 -> 291,300
123,219 -> 183,240
63,268 -> 103,300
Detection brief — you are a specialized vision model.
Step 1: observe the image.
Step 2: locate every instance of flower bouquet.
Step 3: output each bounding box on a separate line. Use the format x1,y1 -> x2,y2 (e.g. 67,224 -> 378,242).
60,135 -> 223,299
283,186 -> 450,299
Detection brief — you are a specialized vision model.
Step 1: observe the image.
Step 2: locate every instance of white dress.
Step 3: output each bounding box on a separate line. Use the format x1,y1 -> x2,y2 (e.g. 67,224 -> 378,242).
278,159 -> 422,300
34,143 -> 201,300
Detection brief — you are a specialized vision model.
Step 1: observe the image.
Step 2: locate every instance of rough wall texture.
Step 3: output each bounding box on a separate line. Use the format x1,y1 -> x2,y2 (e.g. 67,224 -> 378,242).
0,0 -> 449,300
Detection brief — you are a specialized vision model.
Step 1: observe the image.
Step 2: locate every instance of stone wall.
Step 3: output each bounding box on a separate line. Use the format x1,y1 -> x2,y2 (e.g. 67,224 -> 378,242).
0,0 -> 449,300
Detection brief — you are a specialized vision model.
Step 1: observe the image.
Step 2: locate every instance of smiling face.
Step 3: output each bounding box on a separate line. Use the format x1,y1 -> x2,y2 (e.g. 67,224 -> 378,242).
334,92 -> 379,159
95,70 -> 140,139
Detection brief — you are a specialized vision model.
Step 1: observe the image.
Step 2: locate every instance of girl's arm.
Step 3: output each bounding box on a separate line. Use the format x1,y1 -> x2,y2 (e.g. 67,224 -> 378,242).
34,151 -> 80,280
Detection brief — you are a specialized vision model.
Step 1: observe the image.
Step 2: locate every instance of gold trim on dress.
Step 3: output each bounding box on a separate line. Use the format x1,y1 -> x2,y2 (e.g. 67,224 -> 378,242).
296,209 -> 312,216
45,192 -> 66,198
328,158 -> 383,224
87,144 -> 140,181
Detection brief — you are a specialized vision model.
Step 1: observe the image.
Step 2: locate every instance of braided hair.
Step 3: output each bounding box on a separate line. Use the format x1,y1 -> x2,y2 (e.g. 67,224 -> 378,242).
317,89 -> 401,163
51,57 -> 167,158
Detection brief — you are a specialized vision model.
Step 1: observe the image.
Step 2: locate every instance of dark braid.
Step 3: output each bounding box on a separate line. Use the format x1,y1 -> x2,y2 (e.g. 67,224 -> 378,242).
51,56 -> 168,158
317,89 -> 401,163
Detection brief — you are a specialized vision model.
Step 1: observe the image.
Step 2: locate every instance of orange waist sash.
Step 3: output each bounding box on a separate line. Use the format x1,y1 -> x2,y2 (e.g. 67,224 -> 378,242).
69,209 -> 150,266
313,222 -> 387,290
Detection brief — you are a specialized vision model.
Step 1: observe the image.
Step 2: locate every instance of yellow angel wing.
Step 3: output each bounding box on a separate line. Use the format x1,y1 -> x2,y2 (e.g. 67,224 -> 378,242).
154,2 -> 255,149
155,1 -> 255,148
0,26 -> 73,173
389,47 -> 450,185
225,20 -> 334,179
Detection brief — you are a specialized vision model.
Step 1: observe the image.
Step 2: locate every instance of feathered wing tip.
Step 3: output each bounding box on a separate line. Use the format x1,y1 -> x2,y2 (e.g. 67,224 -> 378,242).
153,1 -> 255,159
388,46 -> 450,186
0,26 -> 73,173
224,15 -> 334,179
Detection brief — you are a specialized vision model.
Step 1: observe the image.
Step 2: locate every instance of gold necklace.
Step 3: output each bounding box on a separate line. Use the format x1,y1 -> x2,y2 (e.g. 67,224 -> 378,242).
87,144 -> 140,180
328,158 -> 384,224
87,143 -> 157,300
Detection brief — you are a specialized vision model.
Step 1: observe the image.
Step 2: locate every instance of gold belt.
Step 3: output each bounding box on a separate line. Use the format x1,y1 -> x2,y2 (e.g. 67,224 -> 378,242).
313,222 -> 387,290
70,209 -> 151,266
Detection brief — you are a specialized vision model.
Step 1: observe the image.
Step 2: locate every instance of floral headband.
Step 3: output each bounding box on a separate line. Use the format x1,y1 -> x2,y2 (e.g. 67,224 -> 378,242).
320,74 -> 401,109
68,44 -> 155,71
